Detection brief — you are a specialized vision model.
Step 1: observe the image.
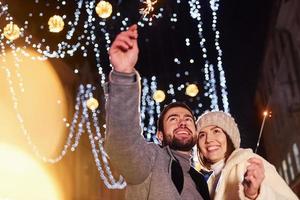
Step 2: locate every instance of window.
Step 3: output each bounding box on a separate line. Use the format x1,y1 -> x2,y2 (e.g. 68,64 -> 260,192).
288,71 -> 296,98
278,167 -> 283,177
282,160 -> 290,184
274,32 -> 282,66
293,143 -> 300,173
285,31 -> 300,98
287,152 -> 295,181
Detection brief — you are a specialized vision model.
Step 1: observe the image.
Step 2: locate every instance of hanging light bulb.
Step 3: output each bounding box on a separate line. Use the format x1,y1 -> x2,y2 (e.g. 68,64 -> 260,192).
153,90 -> 166,103
48,15 -> 64,33
86,97 -> 99,110
3,22 -> 20,41
96,1 -> 113,19
185,84 -> 199,97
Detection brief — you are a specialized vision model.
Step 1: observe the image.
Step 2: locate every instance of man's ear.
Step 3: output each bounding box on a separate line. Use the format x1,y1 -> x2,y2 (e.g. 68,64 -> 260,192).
156,131 -> 163,144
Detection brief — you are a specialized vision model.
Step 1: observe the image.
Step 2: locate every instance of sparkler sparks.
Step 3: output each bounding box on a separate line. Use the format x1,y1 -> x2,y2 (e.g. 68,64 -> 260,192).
139,0 -> 158,21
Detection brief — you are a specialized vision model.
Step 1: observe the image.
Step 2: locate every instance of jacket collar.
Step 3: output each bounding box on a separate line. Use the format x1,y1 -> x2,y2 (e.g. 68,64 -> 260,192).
164,146 -> 210,200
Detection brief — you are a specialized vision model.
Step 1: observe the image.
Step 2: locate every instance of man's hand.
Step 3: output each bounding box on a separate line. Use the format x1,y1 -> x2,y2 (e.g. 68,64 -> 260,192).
109,24 -> 139,73
243,157 -> 265,199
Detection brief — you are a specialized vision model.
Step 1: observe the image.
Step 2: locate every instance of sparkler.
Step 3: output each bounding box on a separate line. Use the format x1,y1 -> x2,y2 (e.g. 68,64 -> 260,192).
255,110 -> 272,153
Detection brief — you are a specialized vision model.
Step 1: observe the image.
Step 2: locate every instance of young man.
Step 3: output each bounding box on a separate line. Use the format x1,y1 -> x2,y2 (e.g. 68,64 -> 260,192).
104,24 -> 210,200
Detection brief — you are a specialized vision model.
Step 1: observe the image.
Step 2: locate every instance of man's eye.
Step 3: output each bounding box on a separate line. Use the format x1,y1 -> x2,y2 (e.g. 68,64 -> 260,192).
169,117 -> 177,121
186,117 -> 193,121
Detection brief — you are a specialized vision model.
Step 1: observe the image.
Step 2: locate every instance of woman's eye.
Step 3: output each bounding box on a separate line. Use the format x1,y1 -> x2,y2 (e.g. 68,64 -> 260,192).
198,132 -> 205,138
213,129 -> 220,134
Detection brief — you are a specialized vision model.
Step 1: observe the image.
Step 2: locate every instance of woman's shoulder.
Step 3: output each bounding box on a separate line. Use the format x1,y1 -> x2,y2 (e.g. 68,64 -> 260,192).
229,148 -> 254,160
224,148 -> 258,167
227,148 -> 276,170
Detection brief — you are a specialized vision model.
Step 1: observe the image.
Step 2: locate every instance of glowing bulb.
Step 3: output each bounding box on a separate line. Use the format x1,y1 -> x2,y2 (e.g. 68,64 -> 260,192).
153,90 -> 165,103
95,1 -> 113,19
48,15 -> 64,33
263,110 -> 268,117
185,84 -> 199,97
3,23 -> 20,41
86,97 -> 99,110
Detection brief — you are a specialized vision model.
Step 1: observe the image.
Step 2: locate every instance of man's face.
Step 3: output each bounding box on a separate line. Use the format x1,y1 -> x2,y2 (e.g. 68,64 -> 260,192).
158,107 -> 197,151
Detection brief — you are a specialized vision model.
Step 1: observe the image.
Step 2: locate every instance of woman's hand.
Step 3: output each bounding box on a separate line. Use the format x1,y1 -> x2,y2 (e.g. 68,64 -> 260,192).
243,157 -> 265,199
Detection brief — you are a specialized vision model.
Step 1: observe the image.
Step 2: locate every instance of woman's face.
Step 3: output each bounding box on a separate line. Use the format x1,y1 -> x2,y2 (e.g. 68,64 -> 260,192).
198,125 -> 228,165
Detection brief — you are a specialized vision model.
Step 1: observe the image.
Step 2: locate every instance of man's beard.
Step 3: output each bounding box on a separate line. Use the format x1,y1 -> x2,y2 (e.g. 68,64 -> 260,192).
162,134 -> 196,151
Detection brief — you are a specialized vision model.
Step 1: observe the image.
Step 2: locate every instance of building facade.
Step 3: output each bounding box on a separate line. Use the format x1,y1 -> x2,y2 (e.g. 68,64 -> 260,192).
255,0 -> 300,195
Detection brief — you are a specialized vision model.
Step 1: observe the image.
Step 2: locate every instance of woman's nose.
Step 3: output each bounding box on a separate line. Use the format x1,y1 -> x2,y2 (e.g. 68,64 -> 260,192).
205,133 -> 213,143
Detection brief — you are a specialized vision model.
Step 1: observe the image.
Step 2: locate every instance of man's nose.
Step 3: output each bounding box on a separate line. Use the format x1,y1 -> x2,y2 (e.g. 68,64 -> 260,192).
178,118 -> 187,127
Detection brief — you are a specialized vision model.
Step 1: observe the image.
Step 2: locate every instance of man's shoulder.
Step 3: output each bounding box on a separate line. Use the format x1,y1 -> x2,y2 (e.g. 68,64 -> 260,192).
146,143 -> 170,154
145,143 -> 174,162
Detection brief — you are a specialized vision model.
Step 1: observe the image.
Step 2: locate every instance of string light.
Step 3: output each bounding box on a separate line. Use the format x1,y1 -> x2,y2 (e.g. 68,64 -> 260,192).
82,84 -> 126,189
188,0 -> 229,112
2,67 -> 126,187
209,0 -> 229,112
141,77 -> 161,142
0,0 -> 232,190
0,2 -> 115,187
188,0 -> 217,110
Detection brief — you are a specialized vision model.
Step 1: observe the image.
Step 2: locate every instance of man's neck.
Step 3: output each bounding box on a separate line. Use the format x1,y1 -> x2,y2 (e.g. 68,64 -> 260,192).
176,150 -> 191,156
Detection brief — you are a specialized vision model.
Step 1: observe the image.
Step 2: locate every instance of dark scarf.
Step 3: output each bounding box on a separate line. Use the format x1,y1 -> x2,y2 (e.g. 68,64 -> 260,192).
171,159 -> 210,200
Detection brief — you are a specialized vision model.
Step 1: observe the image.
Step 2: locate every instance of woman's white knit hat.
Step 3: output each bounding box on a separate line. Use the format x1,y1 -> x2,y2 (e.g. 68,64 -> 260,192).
196,111 -> 241,149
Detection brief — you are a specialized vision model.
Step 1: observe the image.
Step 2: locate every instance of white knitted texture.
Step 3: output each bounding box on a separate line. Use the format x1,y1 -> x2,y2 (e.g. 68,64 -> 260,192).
197,111 -> 241,149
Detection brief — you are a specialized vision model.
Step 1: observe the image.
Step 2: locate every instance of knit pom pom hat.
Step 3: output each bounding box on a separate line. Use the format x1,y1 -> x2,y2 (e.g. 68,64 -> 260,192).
196,111 -> 241,149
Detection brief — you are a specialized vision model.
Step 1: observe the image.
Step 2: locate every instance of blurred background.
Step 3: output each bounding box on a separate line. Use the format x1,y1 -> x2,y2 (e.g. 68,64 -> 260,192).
0,0 -> 299,199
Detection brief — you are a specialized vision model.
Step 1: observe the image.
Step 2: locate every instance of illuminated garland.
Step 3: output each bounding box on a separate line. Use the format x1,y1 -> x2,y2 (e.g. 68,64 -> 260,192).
0,0 -> 231,189
2,64 -> 126,188
188,0 -> 229,112
209,0 -> 229,112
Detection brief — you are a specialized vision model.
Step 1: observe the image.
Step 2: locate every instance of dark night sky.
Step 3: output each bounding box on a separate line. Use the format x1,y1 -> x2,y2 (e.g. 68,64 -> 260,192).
220,0 -> 274,148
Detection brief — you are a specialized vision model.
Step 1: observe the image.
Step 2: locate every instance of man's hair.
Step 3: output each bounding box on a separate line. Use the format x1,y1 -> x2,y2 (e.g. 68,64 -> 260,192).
157,102 -> 195,132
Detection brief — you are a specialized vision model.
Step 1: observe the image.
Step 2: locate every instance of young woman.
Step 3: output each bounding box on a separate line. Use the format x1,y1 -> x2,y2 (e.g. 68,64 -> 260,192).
196,111 -> 298,200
